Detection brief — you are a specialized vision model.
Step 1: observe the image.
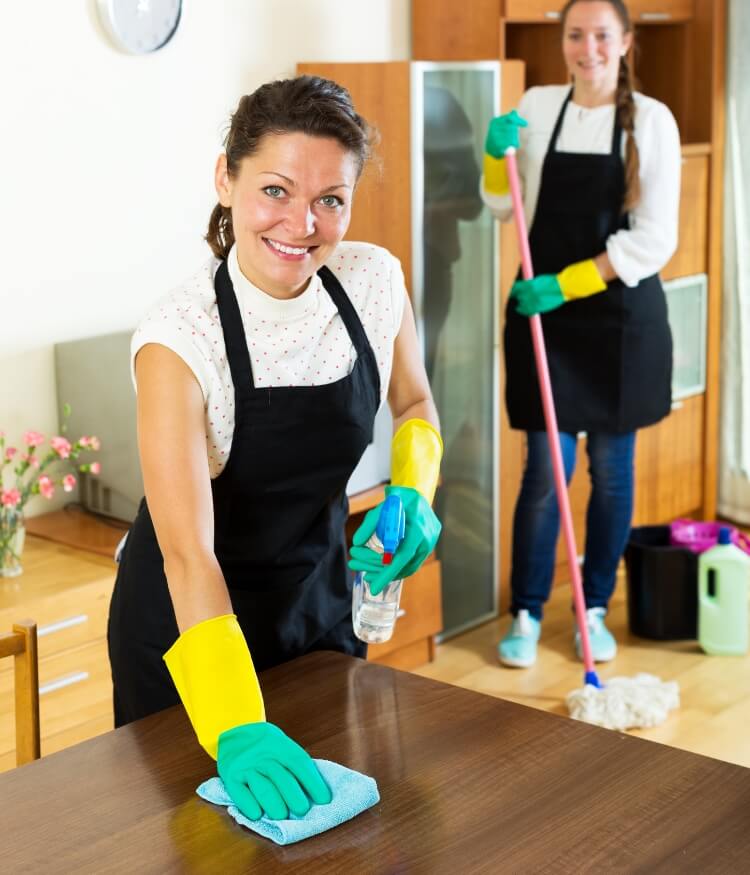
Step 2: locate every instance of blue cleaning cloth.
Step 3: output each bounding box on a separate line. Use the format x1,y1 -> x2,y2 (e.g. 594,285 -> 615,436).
196,759 -> 380,845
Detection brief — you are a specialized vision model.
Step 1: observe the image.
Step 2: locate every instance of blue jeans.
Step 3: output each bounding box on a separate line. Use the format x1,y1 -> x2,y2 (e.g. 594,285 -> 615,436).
510,430 -> 636,621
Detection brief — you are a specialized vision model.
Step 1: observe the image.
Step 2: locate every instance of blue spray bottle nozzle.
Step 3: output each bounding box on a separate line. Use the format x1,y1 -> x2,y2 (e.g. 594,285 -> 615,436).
376,493 -> 406,566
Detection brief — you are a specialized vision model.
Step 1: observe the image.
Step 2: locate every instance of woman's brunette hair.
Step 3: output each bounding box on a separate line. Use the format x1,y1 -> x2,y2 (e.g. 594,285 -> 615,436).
561,0 -> 641,211
206,75 -> 375,259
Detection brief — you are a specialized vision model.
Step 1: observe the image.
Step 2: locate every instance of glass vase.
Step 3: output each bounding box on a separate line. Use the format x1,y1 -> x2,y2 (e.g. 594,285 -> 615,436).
0,508 -> 26,578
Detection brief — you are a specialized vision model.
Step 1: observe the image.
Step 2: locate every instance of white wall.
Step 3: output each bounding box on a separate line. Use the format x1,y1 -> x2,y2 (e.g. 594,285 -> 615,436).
0,0 -> 410,514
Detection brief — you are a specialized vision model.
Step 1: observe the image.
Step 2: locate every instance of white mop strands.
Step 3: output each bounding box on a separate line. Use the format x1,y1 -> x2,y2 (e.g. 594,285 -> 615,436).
566,674 -> 680,731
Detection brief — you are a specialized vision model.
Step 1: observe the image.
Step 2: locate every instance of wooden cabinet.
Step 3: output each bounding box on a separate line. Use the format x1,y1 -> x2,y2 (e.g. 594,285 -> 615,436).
627,0 -> 694,22
633,395 -> 704,523
502,0 -> 695,21
662,146 -> 709,281
367,559 -> 443,669
412,0 -> 502,61
0,536 -> 116,772
503,1 -> 565,21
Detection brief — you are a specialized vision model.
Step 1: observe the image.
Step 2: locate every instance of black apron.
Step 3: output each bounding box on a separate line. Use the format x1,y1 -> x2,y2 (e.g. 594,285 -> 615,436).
504,89 -> 672,434
108,261 -> 380,725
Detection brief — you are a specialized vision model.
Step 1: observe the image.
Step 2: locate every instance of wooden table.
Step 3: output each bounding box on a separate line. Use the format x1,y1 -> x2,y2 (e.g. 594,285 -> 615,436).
1,652 -> 749,873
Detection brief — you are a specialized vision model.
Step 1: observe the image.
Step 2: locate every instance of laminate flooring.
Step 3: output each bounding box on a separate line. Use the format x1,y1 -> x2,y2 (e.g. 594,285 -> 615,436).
414,575 -> 750,767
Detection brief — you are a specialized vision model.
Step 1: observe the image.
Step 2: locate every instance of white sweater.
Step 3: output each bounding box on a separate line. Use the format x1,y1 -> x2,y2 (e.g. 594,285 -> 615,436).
131,241 -> 406,477
481,85 -> 682,288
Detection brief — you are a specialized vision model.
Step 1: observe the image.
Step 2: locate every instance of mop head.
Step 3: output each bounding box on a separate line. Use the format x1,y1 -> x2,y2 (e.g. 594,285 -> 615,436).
566,673 -> 680,731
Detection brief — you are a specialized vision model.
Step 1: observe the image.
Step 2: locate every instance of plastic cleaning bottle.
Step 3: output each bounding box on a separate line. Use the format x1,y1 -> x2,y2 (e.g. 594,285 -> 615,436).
352,493 -> 406,644
698,526 -> 750,655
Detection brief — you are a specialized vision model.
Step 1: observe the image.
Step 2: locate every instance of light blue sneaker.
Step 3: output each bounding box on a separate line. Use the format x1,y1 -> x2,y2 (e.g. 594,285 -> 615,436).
498,609 -> 541,668
575,607 -> 617,662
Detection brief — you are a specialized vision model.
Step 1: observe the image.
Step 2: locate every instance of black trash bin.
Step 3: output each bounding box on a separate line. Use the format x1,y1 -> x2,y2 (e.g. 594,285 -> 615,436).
624,526 -> 698,640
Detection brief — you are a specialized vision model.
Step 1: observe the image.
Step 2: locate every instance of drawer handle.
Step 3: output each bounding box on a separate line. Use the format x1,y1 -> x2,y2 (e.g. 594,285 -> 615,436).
38,614 -> 88,637
545,11 -> 561,19
671,399 -> 684,411
640,12 -> 671,21
397,609 -> 407,619
39,671 -> 89,696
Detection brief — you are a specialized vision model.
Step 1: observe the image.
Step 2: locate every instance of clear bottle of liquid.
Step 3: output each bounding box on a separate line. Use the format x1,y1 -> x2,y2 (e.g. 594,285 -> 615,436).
352,494 -> 406,644
698,526 -> 750,655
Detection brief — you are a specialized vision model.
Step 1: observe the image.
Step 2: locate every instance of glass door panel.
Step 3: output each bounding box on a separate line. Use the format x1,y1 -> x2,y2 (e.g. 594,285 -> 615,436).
416,64 -> 498,636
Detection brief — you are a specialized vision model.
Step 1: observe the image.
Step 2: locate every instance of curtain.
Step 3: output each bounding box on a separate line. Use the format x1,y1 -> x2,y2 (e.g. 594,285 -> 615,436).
718,0 -> 750,523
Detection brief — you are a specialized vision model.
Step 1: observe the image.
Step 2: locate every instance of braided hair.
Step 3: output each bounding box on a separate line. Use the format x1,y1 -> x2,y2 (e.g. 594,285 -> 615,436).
561,0 -> 640,212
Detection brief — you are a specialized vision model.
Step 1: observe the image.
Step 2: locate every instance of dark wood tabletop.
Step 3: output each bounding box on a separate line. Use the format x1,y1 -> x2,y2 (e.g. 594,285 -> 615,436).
2,652 -> 749,874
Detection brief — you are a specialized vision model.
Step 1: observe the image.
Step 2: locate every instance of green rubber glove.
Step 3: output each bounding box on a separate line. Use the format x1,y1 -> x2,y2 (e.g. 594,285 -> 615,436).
217,722 -> 332,821
510,274 -> 566,316
484,109 -> 528,159
348,485 -> 442,596
510,259 -> 608,316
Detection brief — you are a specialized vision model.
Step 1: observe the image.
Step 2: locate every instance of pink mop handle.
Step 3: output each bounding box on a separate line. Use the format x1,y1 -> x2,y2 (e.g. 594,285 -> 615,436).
504,148 -> 595,676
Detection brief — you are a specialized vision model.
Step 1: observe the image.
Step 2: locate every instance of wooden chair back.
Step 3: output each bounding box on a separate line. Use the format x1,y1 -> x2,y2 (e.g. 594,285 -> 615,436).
0,620 -> 41,765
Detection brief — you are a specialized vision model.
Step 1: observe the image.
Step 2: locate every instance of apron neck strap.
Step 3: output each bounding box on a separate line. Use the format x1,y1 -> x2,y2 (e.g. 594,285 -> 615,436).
214,259 -> 377,400
549,87 -> 625,158
215,259 -> 255,397
316,265 -> 373,359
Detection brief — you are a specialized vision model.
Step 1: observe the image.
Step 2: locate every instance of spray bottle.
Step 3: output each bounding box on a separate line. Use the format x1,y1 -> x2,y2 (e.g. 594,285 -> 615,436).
352,493 -> 406,644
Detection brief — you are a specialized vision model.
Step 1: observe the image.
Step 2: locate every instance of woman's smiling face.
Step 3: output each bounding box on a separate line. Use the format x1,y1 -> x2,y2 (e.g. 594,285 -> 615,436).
215,132 -> 359,298
562,1 -> 632,93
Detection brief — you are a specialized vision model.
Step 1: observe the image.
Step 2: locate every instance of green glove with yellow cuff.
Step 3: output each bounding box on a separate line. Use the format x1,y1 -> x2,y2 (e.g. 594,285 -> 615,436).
164,614 -> 331,820
510,259 -> 608,316
483,109 -> 528,196
349,419 -> 443,596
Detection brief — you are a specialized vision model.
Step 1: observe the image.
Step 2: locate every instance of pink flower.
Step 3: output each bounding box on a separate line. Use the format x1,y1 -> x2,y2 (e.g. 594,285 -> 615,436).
5,447 -> 17,461
89,436 -> 101,451
21,453 -> 40,469
37,475 -> 55,499
1,488 -> 21,508
23,431 -> 45,448
90,461 -> 101,475
51,436 -> 72,459
62,474 -> 77,492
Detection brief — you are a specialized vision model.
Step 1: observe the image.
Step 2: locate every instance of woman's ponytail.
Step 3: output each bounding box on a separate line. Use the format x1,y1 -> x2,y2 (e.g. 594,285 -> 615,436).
616,55 -> 641,213
205,202 -> 234,261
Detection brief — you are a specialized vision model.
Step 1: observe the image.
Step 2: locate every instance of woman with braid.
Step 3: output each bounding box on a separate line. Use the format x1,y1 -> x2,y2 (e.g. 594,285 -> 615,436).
482,0 -> 680,667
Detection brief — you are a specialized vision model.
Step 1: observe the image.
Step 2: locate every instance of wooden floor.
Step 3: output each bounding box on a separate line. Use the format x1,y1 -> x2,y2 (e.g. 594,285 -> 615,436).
414,574 -> 750,768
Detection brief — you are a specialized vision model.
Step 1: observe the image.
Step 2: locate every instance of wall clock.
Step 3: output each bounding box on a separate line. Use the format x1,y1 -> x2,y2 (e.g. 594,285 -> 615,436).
97,0 -> 182,55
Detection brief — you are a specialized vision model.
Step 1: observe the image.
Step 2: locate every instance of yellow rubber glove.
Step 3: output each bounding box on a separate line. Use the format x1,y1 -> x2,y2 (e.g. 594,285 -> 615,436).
557,259 -> 607,301
483,153 -> 510,197
164,614 -> 264,759
390,418 -> 443,503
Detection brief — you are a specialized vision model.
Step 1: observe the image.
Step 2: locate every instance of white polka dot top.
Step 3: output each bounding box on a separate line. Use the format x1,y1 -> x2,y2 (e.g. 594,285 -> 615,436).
131,241 -> 406,477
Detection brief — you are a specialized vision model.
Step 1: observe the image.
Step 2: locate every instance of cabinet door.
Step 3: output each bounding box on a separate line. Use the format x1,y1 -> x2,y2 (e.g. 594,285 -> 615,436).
633,395 -> 704,524
413,0 -> 502,60
504,0 -> 565,21
662,151 -> 709,281
504,0 -> 693,25
367,560 -> 443,665
628,0 -> 693,23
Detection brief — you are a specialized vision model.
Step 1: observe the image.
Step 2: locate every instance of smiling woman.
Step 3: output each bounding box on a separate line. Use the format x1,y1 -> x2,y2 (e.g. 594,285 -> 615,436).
213,133 -> 358,299
106,75 -> 443,825
481,0 -> 681,669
